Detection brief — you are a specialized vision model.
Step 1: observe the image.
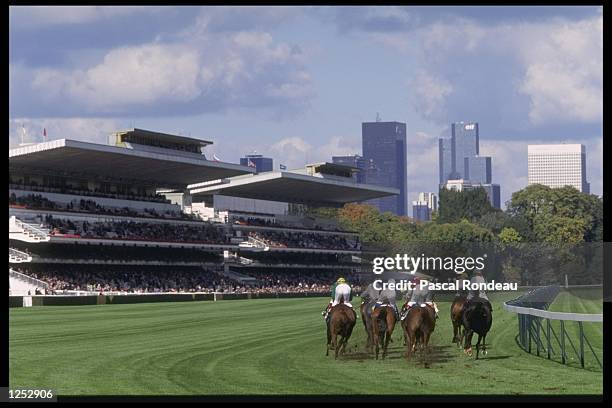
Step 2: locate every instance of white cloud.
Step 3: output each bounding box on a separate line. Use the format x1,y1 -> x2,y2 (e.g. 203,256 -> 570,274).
269,137 -> 312,169
365,14 -> 602,127
32,44 -> 203,113
411,71 -> 453,122
17,26 -> 314,117
515,16 -> 603,124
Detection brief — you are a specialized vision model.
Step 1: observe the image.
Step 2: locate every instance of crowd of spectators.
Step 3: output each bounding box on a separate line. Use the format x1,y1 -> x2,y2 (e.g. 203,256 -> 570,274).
240,268 -> 363,294
9,179 -> 170,203
9,193 -> 198,221
245,251 -> 357,265
12,243 -> 222,264
13,265 -> 233,293
13,265 -> 362,295
44,215 -> 229,244
248,231 -> 360,251
233,216 -> 351,233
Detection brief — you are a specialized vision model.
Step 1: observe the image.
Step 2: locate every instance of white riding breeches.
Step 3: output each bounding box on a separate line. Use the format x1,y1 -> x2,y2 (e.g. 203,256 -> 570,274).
332,283 -> 352,308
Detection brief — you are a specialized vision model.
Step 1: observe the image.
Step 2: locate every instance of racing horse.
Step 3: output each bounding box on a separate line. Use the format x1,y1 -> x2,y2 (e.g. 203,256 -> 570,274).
326,300 -> 357,359
462,297 -> 493,359
450,295 -> 467,347
360,300 -> 374,352
401,303 -> 436,360
370,304 -> 396,360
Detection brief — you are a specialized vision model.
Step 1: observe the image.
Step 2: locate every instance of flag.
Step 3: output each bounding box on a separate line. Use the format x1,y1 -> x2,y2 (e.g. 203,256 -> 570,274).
247,159 -> 256,168
279,164 -> 287,170
212,154 -> 221,162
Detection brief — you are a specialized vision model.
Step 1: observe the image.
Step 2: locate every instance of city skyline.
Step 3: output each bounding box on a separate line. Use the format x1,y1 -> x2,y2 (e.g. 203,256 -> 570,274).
9,6 -> 603,209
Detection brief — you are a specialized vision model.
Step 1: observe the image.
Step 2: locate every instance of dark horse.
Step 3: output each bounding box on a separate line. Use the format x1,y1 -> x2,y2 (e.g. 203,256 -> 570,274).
401,304 -> 436,360
462,297 -> 493,359
326,301 -> 357,359
450,295 -> 467,347
371,305 -> 396,360
360,299 -> 377,352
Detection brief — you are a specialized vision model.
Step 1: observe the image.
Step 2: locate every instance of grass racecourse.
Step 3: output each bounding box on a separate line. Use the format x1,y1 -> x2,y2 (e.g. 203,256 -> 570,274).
9,291 -> 603,396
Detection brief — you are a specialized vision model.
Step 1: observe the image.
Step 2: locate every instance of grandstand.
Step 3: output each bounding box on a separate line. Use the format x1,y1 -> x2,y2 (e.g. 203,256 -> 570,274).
9,129 -> 398,297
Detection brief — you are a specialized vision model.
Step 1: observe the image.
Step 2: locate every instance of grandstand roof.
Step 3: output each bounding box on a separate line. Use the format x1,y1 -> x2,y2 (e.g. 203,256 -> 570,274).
112,128 -> 214,147
188,171 -> 399,206
9,139 -> 254,188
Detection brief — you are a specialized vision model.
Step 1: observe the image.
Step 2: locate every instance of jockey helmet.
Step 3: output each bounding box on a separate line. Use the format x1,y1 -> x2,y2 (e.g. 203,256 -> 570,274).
337,277 -> 347,284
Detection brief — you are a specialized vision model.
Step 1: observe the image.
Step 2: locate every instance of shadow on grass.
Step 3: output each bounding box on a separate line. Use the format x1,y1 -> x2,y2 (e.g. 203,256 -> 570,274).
336,339 -> 455,366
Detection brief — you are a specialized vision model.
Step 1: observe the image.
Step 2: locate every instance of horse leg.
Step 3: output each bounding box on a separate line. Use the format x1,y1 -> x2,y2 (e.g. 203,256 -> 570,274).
382,331 -> 390,360
372,323 -> 380,360
482,334 -> 487,356
464,330 -> 473,356
332,332 -> 339,359
423,329 -> 432,356
326,323 -> 331,356
452,320 -> 458,343
335,335 -> 343,359
340,332 -> 349,356
476,333 -> 482,360
405,331 -> 413,360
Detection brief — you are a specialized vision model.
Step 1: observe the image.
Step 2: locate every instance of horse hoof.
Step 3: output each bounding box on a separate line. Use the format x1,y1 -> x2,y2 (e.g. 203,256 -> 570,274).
483,350 -> 488,356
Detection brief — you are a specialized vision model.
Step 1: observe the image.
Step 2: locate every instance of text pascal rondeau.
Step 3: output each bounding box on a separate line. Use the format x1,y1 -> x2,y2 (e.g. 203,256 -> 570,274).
372,279 -> 518,292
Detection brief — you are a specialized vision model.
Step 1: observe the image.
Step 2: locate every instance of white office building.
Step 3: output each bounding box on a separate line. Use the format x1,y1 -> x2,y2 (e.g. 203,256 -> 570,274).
417,192 -> 438,212
528,144 -> 589,193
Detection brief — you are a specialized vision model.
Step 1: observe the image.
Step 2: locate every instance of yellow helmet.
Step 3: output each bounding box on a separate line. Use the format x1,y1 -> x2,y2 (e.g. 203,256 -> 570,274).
337,277 -> 347,284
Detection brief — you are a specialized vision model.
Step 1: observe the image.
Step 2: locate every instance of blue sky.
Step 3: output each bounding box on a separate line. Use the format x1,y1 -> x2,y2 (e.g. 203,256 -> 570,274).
9,6 -> 603,209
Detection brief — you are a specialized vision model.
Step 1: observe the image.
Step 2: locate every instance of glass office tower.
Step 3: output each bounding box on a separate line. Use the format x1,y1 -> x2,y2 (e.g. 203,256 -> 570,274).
362,121 -> 407,216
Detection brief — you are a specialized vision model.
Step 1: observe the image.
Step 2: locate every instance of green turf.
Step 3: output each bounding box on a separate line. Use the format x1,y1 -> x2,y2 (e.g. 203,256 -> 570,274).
9,293 -> 603,396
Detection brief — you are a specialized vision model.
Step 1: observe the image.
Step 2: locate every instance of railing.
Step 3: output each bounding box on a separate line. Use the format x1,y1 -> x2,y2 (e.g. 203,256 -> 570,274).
11,216 -> 50,241
503,286 -> 603,370
247,236 -> 270,249
9,268 -> 50,290
9,247 -> 33,263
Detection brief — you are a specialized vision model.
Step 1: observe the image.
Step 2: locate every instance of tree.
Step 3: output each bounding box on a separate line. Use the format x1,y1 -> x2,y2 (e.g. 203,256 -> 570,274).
437,187 -> 498,224
507,184 -> 602,243
498,227 -> 521,244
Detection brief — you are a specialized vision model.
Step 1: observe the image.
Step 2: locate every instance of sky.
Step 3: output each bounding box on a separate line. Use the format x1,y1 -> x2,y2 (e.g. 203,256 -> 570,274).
9,6 -> 603,211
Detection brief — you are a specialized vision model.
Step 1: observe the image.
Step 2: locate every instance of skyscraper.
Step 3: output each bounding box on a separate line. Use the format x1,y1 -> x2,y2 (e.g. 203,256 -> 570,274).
362,121 -> 407,216
240,153 -> 273,173
438,137 -> 455,184
439,121 -> 481,183
528,144 -> 589,193
412,201 -> 430,222
464,155 -> 492,184
417,192 -> 438,212
412,192 -> 438,222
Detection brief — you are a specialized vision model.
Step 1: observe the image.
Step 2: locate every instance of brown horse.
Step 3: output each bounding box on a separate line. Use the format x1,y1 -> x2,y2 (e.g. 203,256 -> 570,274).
450,296 -> 467,346
371,305 -> 396,360
326,302 -> 357,359
401,304 -> 436,360
360,301 -> 374,352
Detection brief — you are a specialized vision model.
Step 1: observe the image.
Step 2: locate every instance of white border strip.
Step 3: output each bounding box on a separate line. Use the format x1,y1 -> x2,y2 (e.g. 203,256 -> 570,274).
503,302 -> 603,322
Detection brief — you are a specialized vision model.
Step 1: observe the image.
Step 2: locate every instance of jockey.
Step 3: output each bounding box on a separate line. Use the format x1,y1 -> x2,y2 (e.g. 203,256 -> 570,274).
375,278 -> 399,321
322,277 -> 353,320
402,277 -> 439,320
466,271 -> 490,305
455,272 -> 469,297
